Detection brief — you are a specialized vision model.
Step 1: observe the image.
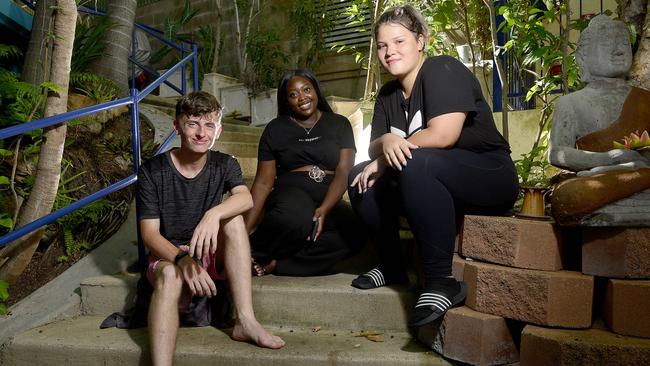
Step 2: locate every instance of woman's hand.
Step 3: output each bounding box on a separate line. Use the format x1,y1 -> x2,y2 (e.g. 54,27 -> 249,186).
380,133 -> 418,170
350,158 -> 387,194
310,207 -> 328,241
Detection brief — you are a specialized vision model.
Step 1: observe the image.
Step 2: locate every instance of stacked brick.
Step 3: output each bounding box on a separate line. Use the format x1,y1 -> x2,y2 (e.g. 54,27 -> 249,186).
420,215 -> 650,366
582,228 -> 650,339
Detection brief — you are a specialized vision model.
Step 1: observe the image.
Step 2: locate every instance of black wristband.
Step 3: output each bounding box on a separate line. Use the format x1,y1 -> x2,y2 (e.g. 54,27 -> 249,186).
174,251 -> 189,265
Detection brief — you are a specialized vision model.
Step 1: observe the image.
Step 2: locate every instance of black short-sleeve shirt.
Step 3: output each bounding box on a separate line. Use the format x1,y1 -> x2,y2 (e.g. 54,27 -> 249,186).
371,56 -> 510,153
257,111 -> 356,174
136,150 -> 244,246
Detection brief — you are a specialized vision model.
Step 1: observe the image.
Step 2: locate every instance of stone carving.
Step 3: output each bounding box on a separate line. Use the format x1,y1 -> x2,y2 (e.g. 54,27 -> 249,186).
548,15 -> 650,226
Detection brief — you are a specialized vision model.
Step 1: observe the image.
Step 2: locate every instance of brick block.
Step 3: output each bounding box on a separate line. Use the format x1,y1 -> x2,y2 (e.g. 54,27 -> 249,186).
520,324 -> 650,366
464,261 -> 593,328
418,306 -> 519,366
460,215 -> 564,271
604,279 -> 650,338
582,227 -> 650,278
452,254 -> 466,281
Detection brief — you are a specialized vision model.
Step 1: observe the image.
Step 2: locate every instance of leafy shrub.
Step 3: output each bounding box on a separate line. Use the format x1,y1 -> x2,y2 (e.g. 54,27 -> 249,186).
70,72 -> 120,103
71,14 -> 113,73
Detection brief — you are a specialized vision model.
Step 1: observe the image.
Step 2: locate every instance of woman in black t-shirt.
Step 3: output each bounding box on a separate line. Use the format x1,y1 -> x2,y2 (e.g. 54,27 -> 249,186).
348,5 -> 519,327
245,69 -> 360,276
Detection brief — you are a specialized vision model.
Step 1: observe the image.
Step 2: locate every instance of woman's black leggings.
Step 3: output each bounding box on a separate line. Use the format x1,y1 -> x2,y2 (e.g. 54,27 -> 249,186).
348,148 -> 519,285
251,172 -> 361,276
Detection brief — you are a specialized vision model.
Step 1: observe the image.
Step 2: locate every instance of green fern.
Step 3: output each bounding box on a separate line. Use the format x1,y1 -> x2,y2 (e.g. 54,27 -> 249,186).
72,14 -> 113,73
70,72 -> 120,103
0,44 -> 22,61
0,279 -> 8,315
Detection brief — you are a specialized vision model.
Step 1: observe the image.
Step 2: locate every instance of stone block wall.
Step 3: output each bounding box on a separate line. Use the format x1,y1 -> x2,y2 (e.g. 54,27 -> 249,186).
424,215 -> 650,365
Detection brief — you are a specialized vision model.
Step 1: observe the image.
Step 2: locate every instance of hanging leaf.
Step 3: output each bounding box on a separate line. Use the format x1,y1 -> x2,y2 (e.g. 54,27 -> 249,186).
0,214 -> 12,229
0,280 -> 8,301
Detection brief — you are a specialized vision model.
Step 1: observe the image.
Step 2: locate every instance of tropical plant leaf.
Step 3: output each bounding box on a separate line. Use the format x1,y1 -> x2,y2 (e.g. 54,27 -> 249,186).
0,213 -> 12,229
0,44 -> 22,61
40,81 -> 63,93
0,280 -> 9,301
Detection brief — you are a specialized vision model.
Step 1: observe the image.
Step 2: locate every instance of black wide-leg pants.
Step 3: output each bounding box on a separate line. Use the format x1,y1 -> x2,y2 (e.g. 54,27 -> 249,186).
348,148 -> 519,286
250,172 -> 361,276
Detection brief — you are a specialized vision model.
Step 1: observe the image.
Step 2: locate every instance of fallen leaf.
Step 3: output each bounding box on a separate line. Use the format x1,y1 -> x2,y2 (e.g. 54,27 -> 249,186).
352,331 -> 382,337
366,335 -> 384,342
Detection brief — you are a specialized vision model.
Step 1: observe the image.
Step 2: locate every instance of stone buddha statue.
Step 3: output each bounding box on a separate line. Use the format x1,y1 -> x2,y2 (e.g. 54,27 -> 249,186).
548,15 -> 650,226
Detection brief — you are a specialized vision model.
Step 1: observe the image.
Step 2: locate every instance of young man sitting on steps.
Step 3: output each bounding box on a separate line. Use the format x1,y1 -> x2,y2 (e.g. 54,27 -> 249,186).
137,91 -> 285,365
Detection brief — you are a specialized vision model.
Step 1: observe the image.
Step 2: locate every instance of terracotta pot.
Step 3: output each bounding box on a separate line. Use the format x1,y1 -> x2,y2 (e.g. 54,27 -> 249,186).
519,187 -> 548,218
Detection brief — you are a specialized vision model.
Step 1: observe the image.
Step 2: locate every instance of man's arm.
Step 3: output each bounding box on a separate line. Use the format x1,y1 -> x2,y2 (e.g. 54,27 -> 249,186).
140,218 -> 216,297
189,185 -> 253,259
140,218 -> 183,262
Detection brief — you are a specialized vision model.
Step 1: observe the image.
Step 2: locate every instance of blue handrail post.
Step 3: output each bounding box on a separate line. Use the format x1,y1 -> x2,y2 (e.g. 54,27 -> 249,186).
192,43 -> 199,92
130,87 -> 146,271
181,47 -> 187,95
130,89 -> 141,181
131,27 -> 137,90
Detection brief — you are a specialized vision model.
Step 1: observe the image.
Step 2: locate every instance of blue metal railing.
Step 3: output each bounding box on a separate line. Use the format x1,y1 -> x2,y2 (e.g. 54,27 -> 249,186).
0,3 -> 198,258
492,0 -> 605,112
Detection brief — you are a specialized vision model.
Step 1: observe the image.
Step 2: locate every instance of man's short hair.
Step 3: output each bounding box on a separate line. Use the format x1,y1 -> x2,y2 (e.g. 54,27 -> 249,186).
175,91 -> 222,119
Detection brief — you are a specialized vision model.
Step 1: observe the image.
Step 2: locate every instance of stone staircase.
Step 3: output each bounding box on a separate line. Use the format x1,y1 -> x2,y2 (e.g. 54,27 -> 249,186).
0,272 -> 449,365
0,99 -> 450,365
4,97 -> 650,365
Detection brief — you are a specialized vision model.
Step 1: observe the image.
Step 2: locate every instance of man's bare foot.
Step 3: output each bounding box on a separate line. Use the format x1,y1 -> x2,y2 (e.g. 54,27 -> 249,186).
252,259 -> 277,277
231,316 -> 285,349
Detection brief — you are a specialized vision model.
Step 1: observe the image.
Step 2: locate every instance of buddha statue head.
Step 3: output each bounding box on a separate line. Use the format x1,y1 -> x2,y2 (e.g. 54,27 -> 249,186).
576,15 -> 632,83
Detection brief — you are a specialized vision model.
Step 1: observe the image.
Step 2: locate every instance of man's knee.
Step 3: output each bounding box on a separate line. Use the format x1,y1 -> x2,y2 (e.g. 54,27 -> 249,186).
153,263 -> 183,297
221,214 -> 247,240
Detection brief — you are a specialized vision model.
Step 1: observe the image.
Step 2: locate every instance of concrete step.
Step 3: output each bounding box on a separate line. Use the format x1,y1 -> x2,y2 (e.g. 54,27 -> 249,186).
237,157 -> 258,179
219,129 -> 261,144
221,120 -> 263,135
80,272 -> 417,332
214,141 -> 258,158
141,97 -> 264,136
0,316 -> 450,366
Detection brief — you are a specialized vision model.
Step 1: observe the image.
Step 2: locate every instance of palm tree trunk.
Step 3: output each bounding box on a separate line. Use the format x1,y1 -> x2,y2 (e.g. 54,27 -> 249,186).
0,0 -> 77,283
629,2 -> 650,90
363,0 -> 384,100
483,0 -> 509,141
22,0 -> 56,85
89,0 -> 137,96
210,0 -> 223,73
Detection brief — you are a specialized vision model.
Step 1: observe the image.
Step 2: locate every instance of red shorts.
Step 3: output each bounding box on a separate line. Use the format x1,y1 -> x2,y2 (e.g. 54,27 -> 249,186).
146,245 -> 226,312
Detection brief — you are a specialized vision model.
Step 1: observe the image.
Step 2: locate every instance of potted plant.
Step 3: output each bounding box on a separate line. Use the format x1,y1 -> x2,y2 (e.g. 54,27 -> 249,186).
514,146 -> 553,219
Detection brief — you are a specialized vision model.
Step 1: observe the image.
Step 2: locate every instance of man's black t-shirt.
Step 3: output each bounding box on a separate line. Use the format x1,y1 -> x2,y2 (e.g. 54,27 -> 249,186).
371,55 -> 510,153
136,150 -> 244,246
258,111 -> 356,173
